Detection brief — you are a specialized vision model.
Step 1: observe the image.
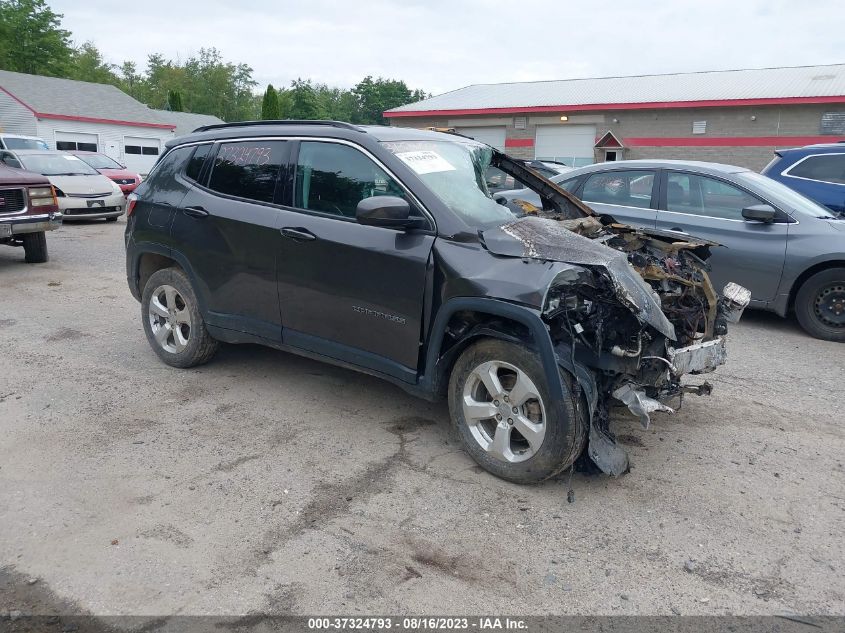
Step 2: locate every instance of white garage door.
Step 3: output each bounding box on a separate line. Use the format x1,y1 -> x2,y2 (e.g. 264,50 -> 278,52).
535,124 -> 596,167
124,136 -> 161,174
55,131 -> 98,152
455,126 -> 506,150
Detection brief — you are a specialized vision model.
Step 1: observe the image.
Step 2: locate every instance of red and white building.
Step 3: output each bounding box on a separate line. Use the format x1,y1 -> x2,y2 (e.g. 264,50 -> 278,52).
385,64 -> 845,170
0,70 -> 223,175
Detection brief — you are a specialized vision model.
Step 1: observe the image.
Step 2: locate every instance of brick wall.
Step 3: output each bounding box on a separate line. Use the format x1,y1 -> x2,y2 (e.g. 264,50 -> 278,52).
388,103 -> 844,171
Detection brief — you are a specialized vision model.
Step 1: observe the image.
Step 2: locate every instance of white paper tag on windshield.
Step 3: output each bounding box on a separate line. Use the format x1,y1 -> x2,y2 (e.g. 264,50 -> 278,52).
395,150 -> 455,175
62,155 -> 81,161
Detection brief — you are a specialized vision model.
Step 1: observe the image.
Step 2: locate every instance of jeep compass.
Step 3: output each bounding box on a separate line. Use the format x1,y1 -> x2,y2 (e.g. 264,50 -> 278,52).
125,121 -> 749,484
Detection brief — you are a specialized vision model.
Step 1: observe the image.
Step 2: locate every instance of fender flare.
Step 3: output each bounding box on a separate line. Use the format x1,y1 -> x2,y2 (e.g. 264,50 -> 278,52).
129,244 -> 210,314
420,297 -> 566,405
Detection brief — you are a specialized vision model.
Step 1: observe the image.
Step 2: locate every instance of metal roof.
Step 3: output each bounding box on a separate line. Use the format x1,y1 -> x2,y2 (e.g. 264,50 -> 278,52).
150,109 -> 225,135
0,69 -> 175,129
386,64 -> 845,116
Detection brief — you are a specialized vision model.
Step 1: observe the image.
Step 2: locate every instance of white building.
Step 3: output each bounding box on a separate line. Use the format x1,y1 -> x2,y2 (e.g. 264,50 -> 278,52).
0,70 -> 222,174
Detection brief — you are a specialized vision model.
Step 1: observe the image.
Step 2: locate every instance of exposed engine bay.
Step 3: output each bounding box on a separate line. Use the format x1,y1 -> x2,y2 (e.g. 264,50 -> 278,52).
483,152 -> 752,474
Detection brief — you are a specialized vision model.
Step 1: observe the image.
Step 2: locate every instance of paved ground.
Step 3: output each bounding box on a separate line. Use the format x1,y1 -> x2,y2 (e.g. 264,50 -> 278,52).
1,219 -> 843,618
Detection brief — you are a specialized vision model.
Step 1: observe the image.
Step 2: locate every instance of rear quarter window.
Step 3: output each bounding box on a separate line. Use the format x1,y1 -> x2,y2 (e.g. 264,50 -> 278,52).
785,154 -> 845,185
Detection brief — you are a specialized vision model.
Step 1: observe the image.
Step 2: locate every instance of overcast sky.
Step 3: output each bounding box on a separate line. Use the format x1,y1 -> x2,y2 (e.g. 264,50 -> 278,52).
51,0 -> 843,96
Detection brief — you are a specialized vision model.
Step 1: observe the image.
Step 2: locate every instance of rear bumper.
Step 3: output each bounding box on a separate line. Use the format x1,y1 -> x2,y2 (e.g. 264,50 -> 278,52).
0,212 -> 63,236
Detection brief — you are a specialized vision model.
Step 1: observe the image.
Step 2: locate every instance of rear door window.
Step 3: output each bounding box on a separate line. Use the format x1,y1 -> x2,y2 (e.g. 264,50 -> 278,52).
207,141 -> 287,203
581,170 -> 656,208
666,172 -> 761,220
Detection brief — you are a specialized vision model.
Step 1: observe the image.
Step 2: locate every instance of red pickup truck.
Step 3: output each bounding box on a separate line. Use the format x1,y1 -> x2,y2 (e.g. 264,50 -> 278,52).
0,163 -> 62,262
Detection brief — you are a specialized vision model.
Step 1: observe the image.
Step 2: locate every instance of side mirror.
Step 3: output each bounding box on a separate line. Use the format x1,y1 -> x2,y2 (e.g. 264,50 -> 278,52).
356,196 -> 414,229
742,204 -> 777,223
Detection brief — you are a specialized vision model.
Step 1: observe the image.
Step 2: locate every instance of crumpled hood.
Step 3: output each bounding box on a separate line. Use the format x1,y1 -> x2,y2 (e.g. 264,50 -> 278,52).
482,216 -> 677,340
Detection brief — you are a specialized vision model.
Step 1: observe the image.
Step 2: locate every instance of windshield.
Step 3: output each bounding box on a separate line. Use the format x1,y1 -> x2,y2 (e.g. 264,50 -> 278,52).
19,153 -> 99,176
381,139 -> 515,228
738,171 -> 838,219
75,153 -> 122,169
3,137 -> 48,150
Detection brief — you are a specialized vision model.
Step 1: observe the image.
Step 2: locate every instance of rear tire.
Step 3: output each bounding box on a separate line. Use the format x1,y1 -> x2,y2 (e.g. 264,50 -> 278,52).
22,231 -> 48,263
448,338 -> 587,484
795,267 -> 845,342
141,267 -> 219,367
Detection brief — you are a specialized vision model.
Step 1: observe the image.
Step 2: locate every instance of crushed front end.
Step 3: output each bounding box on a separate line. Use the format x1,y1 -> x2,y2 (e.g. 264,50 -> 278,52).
483,153 -> 751,475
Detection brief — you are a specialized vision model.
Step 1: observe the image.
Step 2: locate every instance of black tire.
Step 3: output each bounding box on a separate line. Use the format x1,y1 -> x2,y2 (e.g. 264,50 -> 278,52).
448,338 -> 587,484
795,267 -> 845,342
141,267 -> 219,367
22,231 -> 48,263
105,217 -> 118,222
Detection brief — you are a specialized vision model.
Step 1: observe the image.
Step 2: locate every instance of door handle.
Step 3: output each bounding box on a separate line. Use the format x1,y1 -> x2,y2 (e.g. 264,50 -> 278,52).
281,227 -> 317,242
183,205 -> 209,218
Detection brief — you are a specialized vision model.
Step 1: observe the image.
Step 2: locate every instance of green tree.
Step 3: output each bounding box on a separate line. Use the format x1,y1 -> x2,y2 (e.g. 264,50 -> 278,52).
167,89 -> 183,112
287,78 -> 323,120
67,41 -> 120,85
260,84 -> 281,120
352,76 -> 427,124
0,0 -> 72,76
118,60 -> 143,99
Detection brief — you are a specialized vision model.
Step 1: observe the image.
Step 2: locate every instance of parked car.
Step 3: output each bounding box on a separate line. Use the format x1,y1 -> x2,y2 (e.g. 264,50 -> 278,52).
0,133 -> 49,150
0,150 -> 125,221
761,142 -> 845,215
501,159 -> 845,341
0,163 -> 61,262
69,151 -> 142,195
495,171 -> 578,211
484,160 -> 570,193
126,121 -> 748,483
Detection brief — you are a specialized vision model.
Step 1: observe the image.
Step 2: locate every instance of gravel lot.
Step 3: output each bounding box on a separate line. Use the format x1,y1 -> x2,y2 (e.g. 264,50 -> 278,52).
1,219 -> 843,617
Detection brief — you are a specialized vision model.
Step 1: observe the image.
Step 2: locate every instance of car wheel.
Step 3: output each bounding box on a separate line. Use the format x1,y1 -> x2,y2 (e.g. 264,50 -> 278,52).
141,267 -> 219,367
106,217 -> 118,222
448,338 -> 587,484
795,267 -> 845,342
22,231 -> 48,263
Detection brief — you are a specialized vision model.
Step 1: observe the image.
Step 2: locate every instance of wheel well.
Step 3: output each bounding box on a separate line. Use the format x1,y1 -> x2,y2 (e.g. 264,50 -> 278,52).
138,253 -> 179,295
431,310 -> 532,398
788,260 -> 845,311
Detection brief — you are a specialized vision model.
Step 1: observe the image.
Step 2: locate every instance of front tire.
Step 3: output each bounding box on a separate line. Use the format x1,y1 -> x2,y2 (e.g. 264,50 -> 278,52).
22,231 -> 48,263
795,267 -> 845,342
448,338 -> 587,484
141,267 -> 219,367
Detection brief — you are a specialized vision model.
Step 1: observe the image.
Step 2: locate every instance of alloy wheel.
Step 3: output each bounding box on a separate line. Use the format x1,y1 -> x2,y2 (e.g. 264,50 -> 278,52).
461,360 -> 546,463
148,284 -> 192,353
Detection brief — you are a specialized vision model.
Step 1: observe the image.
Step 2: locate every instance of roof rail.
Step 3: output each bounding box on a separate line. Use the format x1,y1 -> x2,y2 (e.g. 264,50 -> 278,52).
191,119 -> 366,133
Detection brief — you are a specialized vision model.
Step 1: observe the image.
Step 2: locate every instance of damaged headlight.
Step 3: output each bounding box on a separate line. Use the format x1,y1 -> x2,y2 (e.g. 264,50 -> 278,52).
542,266 -> 591,317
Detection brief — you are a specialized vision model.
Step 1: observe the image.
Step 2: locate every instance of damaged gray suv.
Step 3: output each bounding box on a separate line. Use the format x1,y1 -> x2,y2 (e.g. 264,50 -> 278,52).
125,121 -> 749,484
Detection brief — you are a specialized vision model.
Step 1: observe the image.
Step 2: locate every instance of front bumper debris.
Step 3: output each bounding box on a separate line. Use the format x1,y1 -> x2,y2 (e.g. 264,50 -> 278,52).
668,336 -> 727,376
612,382 -> 674,429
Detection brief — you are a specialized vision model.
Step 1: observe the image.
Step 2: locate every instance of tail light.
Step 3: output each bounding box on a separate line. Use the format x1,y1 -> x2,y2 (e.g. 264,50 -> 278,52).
126,192 -> 138,217
27,185 -> 59,213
